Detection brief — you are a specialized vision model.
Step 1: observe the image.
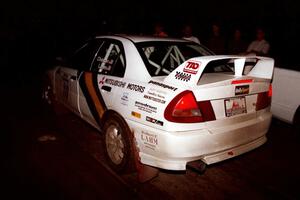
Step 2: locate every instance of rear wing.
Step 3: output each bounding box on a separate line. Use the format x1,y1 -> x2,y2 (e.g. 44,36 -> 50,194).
163,55 -> 274,87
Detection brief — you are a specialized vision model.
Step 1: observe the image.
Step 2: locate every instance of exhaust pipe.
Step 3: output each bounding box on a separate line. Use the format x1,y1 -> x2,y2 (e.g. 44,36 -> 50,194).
186,160 -> 207,174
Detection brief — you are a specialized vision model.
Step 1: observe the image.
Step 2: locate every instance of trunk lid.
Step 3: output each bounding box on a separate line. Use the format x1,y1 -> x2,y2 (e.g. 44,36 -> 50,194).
164,56 -> 274,121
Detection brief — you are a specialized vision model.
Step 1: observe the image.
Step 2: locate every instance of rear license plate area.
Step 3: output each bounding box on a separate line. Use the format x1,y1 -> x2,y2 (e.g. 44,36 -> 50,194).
225,97 -> 247,117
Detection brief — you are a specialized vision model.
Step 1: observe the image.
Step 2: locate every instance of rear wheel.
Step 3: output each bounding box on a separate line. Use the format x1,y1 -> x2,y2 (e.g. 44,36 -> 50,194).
103,113 -> 135,173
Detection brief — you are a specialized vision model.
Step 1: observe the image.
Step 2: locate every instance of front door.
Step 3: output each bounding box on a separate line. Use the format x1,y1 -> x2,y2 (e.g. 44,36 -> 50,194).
55,67 -> 78,113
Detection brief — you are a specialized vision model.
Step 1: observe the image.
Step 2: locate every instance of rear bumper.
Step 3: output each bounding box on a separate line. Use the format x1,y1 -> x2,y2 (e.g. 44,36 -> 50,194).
127,111 -> 272,171
201,135 -> 266,164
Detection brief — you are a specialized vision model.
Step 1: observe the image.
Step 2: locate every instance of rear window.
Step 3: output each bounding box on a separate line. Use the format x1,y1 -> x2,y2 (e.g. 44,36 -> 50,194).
202,58 -> 264,75
203,59 -> 234,74
136,41 -> 213,76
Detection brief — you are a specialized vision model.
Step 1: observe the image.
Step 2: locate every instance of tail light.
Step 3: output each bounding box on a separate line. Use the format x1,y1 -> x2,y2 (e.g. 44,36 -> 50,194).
164,90 -> 216,123
256,84 -> 272,111
268,84 -> 272,97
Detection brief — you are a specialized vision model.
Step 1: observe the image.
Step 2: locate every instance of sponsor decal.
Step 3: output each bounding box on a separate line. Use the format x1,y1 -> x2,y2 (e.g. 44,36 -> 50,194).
175,71 -> 191,82
127,83 -> 145,93
97,57 -> 113,65
146,116 -> 164,126
121,92 -> 129,106
183,61 -> 201,74
131,111 -> 141,119
148,80 -> 177,91
144,94 -> 166,104
105,78 -> 126,88
149,87 -> 167,95
147,91 -> 165,99
135,101 -> 157,114
141,131 -> 158,150
98,76 -> 105,85
235,85 -> 250,95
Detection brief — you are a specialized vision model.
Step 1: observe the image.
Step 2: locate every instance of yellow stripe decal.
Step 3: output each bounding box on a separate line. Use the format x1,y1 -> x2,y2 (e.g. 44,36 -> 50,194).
84,72 -> 105,118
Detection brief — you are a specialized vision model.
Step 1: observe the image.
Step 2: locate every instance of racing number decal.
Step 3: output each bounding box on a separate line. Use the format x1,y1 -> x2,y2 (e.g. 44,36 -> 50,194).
79,72 -> 107,126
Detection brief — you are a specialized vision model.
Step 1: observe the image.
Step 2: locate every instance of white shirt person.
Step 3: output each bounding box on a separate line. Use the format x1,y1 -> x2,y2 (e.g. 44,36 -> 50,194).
247,28 -> 270,56
182,25 -> 200,44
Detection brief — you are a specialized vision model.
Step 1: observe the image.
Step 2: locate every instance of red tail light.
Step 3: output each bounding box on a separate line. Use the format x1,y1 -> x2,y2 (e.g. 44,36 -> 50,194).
268,84 -> 272,97
164,90 -> 216,123
256,84 -> 272,111
198,101 -> 216,122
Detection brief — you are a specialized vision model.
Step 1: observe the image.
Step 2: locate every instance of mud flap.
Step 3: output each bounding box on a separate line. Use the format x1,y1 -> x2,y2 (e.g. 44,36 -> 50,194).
131,131 -> 159,183
186,160 -> 206,174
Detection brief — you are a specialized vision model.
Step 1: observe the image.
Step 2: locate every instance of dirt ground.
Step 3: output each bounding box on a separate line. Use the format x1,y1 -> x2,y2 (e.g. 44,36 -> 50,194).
2,84 -> 300,200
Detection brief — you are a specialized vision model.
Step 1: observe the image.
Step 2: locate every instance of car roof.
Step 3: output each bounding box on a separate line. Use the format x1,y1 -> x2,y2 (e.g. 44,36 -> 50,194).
95,34 -> 189,43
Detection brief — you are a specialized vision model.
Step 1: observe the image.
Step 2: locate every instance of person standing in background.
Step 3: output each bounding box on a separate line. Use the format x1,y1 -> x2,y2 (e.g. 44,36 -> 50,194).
207,23 -> 225,54
247,28 -> 270,56
182,25 -> 200,44
228,29 -> 247,54
153,23 -> 168,37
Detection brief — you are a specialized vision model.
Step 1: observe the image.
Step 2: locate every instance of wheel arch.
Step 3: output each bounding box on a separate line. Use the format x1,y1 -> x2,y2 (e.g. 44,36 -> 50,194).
101,109 -> 130,129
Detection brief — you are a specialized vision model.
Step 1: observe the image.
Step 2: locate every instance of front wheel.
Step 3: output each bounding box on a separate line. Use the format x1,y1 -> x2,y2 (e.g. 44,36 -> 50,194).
103,113 -> 135,173
42,77 -> 67,115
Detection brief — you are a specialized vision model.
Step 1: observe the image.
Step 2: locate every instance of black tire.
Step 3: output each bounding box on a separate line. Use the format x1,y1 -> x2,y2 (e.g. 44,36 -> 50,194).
103,113 -> 136,173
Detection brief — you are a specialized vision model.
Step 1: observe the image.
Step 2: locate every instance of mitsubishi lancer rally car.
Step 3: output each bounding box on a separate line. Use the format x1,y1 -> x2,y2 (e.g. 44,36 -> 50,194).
43,35 -> 274,173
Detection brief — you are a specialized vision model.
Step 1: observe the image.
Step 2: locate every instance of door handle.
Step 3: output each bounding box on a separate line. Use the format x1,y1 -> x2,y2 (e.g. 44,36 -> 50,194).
101,85 -> 111,92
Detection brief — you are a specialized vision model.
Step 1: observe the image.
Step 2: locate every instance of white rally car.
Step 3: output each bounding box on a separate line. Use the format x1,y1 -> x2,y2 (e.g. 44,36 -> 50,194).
271,67 -> 300,127
43,35 -> 274,173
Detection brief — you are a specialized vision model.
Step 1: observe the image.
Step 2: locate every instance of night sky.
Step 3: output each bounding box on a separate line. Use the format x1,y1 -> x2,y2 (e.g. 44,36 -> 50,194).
1,0 -> 300,84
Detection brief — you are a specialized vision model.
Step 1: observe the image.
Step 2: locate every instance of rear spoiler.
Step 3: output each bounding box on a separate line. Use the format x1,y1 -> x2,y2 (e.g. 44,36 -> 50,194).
164,55 -> 274,87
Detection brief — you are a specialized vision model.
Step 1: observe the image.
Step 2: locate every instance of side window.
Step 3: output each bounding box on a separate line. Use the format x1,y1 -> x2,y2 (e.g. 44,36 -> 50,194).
91,40 -> 126,77
69,40 -> 102,71
143,45 -> 185,75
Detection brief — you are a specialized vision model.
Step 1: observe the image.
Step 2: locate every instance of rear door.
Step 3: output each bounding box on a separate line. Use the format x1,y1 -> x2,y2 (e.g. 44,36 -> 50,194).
91,39 -> 126,107
78,39 -> 127,122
